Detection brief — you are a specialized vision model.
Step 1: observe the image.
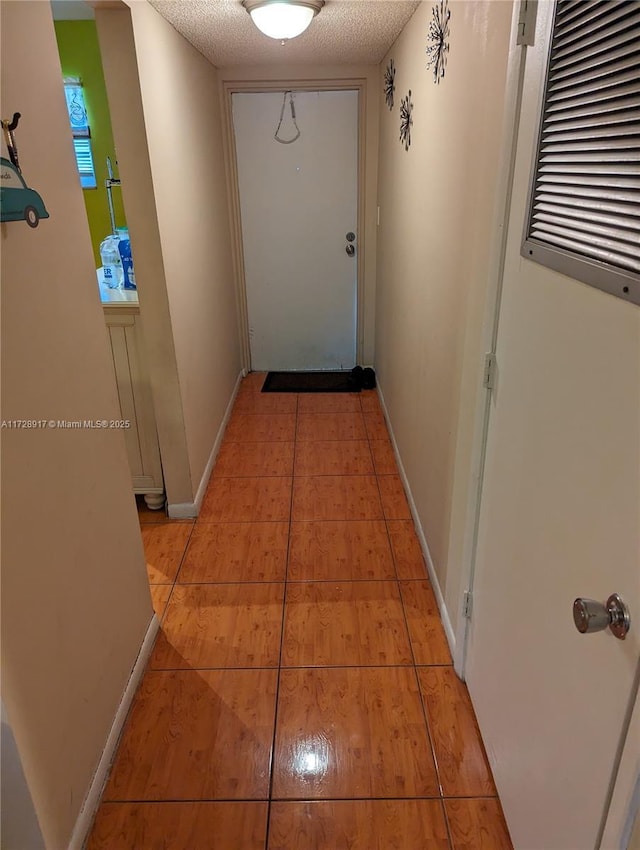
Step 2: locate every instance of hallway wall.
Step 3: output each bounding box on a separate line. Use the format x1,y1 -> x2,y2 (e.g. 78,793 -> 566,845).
127,0 -> 241,502
0,3 -> 153,847
96,2 -> 241,514
375,0 -> 513,639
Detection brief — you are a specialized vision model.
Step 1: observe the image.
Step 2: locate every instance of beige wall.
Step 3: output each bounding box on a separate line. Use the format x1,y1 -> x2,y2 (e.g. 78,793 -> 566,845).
127,1 -> 241,495
218,63 -> 379,366
376,0 -> 513,636
0,3 -> 153,848
97,1 -> 241,510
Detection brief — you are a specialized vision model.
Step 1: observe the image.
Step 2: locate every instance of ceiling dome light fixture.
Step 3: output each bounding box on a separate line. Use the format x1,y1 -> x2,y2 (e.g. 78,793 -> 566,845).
242,0 -> 324,41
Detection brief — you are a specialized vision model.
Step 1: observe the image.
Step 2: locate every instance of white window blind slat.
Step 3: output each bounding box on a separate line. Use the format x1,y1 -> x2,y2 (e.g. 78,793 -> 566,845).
551,41 -> 640,80
534,200 -> 640,230
553,3 -> 633,49
522,0 -> 640,305
535,192 -> 640,219
553,11 -> 640,62
549,67 -> 640,100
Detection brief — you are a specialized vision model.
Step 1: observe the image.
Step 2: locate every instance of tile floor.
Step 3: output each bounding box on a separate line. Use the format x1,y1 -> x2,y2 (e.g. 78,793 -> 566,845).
87,374 -> 513,849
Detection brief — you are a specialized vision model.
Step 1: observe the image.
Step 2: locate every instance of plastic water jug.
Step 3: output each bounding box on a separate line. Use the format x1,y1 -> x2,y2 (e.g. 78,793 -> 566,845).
117,229 -> 136,291
100,234 -> 123,289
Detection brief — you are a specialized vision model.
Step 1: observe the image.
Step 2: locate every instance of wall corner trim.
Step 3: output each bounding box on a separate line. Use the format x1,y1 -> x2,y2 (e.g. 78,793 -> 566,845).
377,383 -> 457,658
67,613 -> 160,850
167,369 -> 243,519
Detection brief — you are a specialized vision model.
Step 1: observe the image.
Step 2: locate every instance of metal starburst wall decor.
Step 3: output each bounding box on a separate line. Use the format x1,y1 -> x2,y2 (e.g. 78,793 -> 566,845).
399,90 -> 413,151
426,0 -> 451,84
383,59 -> 396,110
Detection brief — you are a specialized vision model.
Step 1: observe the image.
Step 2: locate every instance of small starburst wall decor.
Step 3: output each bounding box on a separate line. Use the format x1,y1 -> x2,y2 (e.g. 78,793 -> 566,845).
426,0 -> 451,84
399,90 -> 413,151
383,58 -> 396,110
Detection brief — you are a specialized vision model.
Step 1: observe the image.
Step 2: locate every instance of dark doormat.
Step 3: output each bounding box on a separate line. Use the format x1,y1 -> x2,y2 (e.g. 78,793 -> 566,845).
262,371 -> 361,393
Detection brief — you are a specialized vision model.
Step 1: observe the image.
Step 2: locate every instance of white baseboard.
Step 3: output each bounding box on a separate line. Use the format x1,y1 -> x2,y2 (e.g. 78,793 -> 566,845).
377,383 -> 457,658
167,370 -> 243,519
67,614 -> 160,850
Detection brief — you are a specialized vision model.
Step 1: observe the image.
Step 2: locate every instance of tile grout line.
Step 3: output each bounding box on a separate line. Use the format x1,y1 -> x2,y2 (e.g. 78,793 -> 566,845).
263,391 -> 299,850
367,402 -> 453,845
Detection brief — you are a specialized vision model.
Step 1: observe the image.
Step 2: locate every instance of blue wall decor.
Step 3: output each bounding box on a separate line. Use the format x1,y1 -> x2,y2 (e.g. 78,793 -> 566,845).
1,113 -> 49,228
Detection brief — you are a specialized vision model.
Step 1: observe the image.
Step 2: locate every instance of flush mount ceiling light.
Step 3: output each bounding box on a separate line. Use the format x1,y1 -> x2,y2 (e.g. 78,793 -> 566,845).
242,0 -> 324,40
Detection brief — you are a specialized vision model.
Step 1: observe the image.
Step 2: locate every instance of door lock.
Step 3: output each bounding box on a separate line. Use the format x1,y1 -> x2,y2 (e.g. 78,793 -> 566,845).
572,593 -> 630,640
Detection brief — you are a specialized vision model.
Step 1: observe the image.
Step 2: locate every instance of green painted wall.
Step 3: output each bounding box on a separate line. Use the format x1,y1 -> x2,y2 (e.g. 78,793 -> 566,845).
54,20 -> 127,266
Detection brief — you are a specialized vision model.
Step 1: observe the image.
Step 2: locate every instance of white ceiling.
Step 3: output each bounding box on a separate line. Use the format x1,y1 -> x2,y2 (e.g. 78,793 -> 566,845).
147,0 -> 421,67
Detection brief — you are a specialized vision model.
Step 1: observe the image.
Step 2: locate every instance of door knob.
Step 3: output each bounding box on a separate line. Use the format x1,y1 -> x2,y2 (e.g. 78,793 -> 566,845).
345,244 -> 355,257
572,594 -> 630,640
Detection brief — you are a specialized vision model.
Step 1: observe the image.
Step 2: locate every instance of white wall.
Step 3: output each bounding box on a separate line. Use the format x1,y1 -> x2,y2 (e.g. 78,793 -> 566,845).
1,3 -> 153,847
97,0 -> 241,512
375,0 -> 513,640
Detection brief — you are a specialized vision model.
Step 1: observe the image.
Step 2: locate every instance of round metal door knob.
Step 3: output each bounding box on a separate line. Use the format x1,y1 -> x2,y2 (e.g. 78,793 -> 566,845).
345,244 -> 355,256
572,594 -> 630,640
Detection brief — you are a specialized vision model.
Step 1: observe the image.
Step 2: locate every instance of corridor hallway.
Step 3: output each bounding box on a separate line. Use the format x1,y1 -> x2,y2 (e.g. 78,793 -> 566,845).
87,373 -> 512,849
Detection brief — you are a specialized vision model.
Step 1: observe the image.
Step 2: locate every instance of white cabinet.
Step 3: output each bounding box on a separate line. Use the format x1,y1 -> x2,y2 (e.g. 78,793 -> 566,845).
104,304 -> 164,509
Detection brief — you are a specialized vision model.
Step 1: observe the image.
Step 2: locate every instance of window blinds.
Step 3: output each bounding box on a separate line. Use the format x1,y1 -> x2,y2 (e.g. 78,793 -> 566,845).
523,0 -> 640,303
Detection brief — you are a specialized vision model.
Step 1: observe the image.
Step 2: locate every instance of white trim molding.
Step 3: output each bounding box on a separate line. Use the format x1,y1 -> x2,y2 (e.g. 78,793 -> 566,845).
377,383 -> 456,658
67,613 -> 159,850
167,370 -> 243,518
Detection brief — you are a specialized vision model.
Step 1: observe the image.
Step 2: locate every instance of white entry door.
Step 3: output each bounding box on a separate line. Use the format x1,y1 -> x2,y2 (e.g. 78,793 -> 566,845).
465,4 -> 640,850
232,90 -> 358,371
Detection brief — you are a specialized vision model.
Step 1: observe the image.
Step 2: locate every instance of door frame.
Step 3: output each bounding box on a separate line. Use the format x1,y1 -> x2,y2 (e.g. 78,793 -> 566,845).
451,0 -> 531,676
220,77 -> 368,372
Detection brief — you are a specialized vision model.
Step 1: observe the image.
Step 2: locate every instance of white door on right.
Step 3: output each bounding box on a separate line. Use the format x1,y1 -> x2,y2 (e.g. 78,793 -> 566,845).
466,3 -> 640,850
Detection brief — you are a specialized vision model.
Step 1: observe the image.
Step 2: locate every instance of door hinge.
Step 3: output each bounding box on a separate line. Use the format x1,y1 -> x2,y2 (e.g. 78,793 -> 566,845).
483,352 -> 497,391
463,590 -> 473,620
517,0 -> 537,46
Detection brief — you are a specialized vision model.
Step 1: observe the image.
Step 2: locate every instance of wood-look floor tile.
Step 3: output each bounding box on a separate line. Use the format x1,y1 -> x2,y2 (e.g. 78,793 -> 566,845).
297,393 -> 362,414
369,440 -> 398,475
292,476 -> 383,521
378,475 -> 412,520
150,583 -> 284,669
418,667 -> 496,797
297,412 -> 367,442
224,414 -> 296,443
294,441 -> 374,477
273,667 -> 438,799
364,411 -> 389,441
149,585 -> 172,621
105,669 -> 277,801
141,524 -> 193,584
87,801 -> 268,850
199,478 -> 292,523
213,442 -> 294,477
233,393 -> 297,414
359,391 -> 381,413
399,581 -> 452,666
445,799 -> 513,850
179,522 -> 288,583
288,521 -> 395,581
282,581 -> 412,667
387,521 -> 428,580
238,372 -> 268,393
268,800 -> 450,850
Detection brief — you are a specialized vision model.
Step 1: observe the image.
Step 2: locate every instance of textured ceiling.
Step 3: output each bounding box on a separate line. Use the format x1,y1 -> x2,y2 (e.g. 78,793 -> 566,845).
147,0 -> 420,67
